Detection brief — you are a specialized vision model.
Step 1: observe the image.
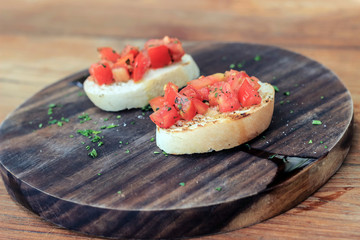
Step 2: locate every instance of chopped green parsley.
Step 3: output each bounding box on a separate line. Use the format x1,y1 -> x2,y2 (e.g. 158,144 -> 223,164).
312,120 -> 322,125
179,182 -> 186,186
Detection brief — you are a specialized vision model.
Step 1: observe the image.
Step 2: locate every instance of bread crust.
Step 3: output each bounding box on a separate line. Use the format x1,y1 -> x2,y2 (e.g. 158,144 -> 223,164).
156,82 -> 275,154
83,54 -> 199,111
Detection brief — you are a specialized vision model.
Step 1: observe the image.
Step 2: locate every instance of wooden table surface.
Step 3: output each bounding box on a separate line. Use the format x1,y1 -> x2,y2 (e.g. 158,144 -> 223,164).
0,1 -> 359,239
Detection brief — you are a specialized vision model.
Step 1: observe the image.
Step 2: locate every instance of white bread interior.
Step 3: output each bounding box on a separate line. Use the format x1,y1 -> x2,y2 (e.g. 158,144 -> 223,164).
156,82 -> 275,154
83,54 -> 200,111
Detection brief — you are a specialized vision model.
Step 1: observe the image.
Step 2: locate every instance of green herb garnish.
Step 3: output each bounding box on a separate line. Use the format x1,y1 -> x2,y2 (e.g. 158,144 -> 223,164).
312,120 -> 322,125
284,91 -> 290,96
150,137 -> 155,142
88,148 -> 97,158
273,85 -> 279,92
254,55 -> 261,61
179,182 -> 185,186
215,187 -> 222,192
229,63 -> 235,69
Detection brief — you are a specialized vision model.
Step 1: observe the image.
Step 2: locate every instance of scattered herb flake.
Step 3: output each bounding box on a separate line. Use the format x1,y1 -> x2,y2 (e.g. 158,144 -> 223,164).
245,143 -> 251,150
142,104 -> 152,111
119,141 -> 123,144
104,118 -> 109,121
130,121 -> 135,125
97,141 -> 104,147
78,113 -> 91,123
320,141 -> 324,144
39,123 -> 43,128
78,91 -> 84,96
312,120 -> 322,125
88,148 -> 98,158
48,103 -> 56,108
162,151 -> 168,157
273,85 -> 279,92
229,63 -> 235,69
290,110 -> 294,114
106,124 -> 119,129
117,190 -> 122,194
280,100 -> 284,104
97,173 -> 101,176
57,122 -> 63,127
268,154 -> 276,159
150,137 -> 155,142
321,96 -> 324,99
153,151 -> 161,154
254,55 -> 261,61
86,145 -> 90,150
215,187 -> 222,192
179,182 -> 186,187
125,149 -> 130,153
69,135 -> 74,138
308,140 -> 313,144
324,145 -> 328,149
284,91 -> 290,96
116,115 -> 122,119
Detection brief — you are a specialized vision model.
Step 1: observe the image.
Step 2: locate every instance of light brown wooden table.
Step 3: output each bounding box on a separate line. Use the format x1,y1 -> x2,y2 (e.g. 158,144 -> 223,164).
1,1 -> 360,239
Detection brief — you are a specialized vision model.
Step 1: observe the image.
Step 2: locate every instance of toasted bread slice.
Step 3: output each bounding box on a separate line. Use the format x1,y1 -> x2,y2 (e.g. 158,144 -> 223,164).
155,82 -> 275,154
83,54 -> 199,111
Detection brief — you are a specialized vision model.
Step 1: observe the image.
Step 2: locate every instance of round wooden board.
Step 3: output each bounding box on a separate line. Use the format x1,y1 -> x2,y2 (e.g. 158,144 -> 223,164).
0,43 -> 353,239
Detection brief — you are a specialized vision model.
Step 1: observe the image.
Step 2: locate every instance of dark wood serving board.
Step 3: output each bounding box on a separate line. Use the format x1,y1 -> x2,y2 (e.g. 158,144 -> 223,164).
0,43 -> 353,239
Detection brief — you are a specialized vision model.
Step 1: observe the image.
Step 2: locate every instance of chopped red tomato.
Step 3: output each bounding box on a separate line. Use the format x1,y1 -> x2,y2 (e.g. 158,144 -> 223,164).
150,106 -> 180,129
164,82 -> 178,105
188,73 -> 225,90
163,36 -> 185,62
89,62 -> 114,85
97,47 -> 121,63
248,76 -> 261,91
175,94 -> 196,121
238,78 -> 262,107
208,82 -> 240,112
121,45 -> 139,58
147,45 -> 172,68
133,51 -> 151,82
192,98 -> 209,115
179,85 -> 202,100
149,96 -> 166,111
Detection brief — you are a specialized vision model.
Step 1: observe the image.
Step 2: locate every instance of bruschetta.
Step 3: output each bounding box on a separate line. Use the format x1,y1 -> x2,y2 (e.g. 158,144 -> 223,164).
83,36 -> 200,111
149,70 -> 275,154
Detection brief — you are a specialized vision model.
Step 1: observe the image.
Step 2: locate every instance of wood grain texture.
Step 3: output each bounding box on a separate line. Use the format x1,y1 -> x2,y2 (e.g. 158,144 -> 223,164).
1,0 -> 360,239
0,43 -> 353,239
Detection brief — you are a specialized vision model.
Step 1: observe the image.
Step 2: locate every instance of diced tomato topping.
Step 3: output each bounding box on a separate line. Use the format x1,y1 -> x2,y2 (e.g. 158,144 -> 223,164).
149,96 -> 166,112
208,82 -> 240,112
150,106 -> 180,129
188,73 -> 225,90
133,51 -> 151,82
112,66 -> 130,82
149,70 -> 263,128
89,62 -> 114,85
91,37 -> 185,86
192,98 -> 209,115
163,36 -> 185,62
174,94 -> 196,121
121,45 -> 139,58
97,47 -> 121,63
248,76 -> 261,91
147,45 -> 172,69
179,85 -> 202,100
238,78 -> 262,107
164,82 -> 178,106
